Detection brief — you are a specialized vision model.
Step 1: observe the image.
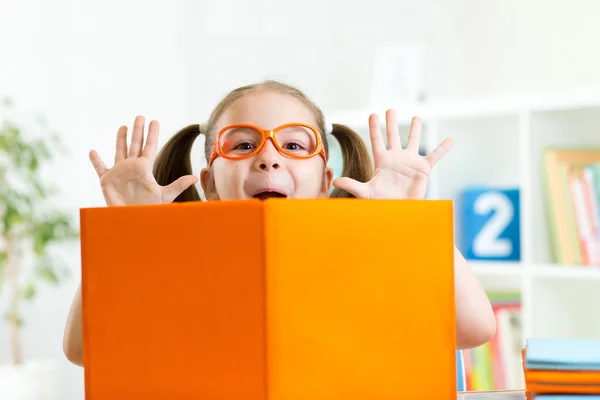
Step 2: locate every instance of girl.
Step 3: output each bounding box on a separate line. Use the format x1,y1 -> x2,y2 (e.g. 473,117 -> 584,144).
63,80 -> 496,367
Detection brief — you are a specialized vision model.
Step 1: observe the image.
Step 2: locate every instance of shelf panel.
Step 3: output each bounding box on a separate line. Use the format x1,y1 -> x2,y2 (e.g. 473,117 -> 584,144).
529,264 -> 600,280
469,262 -> 600,287
327,86 -> 600,126
470,261 -> 522,292
528,271 -> 600,339
528,107 -> 600,263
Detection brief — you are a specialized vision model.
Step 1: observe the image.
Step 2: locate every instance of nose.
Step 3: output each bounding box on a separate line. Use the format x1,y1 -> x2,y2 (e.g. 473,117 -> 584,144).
253,139 -> 281,172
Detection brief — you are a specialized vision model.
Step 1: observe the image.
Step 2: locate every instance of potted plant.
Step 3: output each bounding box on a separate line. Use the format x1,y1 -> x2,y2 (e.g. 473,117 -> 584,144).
0,98 -> 78,399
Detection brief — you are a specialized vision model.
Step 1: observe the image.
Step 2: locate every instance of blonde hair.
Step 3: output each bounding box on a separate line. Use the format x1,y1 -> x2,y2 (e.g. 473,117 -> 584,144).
153,80 -> 373,201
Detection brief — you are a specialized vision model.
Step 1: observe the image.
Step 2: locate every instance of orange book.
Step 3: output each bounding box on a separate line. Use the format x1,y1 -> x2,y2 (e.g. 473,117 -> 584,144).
526,382 -> 600,394
81,199 -> 457,399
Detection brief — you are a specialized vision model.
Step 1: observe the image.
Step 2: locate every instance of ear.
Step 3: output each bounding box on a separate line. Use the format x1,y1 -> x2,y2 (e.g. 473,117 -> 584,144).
200,167 -> 220,201
320,167 -> 334,197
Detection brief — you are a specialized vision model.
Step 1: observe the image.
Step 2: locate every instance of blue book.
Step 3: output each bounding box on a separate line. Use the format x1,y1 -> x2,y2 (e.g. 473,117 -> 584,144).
526,338 -> 600,370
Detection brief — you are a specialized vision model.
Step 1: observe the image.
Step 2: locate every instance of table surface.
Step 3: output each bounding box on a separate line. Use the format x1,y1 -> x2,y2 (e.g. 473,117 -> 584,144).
458,391 -> 525,400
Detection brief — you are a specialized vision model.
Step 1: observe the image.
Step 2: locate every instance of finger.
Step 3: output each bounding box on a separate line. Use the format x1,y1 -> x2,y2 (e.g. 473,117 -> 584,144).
332,177 -> 370,199
115,125 -> 128,163
426,137 -> 454,167
368,114 -> 386,156
128,115 -> 145,158
143,120 -> 160,161
385,109 -> 401,149
89,150 -> 109,178
162,175 -> 199,203
405,116 -> 422,153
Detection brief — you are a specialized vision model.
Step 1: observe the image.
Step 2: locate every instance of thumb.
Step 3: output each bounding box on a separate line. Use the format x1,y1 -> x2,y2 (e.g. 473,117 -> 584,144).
332,177 -> 370,199
162,175 -> 199,203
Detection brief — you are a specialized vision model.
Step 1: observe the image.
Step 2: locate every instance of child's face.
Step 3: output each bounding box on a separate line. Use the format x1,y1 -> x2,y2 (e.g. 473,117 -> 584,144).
201,90 -> 334,201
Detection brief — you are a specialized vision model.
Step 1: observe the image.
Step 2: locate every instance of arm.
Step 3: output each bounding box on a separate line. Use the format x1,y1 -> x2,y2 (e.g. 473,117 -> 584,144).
331,111 -> 496,349
63,285 -> 83,366
454,247 -> 496,349
62,116 -> 197,367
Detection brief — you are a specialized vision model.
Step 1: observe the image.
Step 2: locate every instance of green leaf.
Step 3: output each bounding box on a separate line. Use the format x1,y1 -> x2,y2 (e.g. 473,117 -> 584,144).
4,298 -> 24,327
4,311 -> 24,328
29,214 -> 78,255
27,153 -> 39,172
33,235 -> 46,255
21,280 -> 37,301
50,133 -> 68,156
35,139 -> 52,160
3,204 -> 23,231
33,179 -> 48,198
36,265 -> 59,285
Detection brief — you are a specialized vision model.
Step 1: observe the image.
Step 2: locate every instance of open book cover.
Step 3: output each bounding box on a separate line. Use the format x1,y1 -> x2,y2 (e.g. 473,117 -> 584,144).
80,199 -> 456,399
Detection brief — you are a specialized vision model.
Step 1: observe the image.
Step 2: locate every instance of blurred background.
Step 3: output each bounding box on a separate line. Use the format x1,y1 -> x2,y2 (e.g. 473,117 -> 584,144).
2,0 -> 600,398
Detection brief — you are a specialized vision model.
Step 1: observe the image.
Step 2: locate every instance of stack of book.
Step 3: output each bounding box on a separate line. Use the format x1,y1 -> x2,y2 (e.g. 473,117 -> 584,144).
522,337 -> 600,398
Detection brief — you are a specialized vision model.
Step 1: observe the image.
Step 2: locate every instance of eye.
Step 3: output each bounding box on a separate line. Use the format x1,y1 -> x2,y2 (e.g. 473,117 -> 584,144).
282,141 -> 305,151
234,141 -> 256,151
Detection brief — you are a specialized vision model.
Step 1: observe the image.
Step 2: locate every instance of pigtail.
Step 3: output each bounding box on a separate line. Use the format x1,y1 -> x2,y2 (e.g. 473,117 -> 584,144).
329,123 -> 373,198
153,124 -> 205,202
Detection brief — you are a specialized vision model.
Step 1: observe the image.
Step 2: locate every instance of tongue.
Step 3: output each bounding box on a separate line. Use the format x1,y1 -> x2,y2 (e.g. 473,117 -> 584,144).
254,192 -> 286,200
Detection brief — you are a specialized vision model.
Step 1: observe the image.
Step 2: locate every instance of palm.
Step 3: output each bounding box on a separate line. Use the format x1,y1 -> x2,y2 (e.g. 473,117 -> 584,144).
98,157 -> 164,206
90,116 -> 198,206
333,110 -> 453,200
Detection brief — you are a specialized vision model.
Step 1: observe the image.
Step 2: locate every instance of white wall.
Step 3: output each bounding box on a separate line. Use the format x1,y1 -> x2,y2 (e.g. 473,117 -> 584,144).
0,1 -> 191,398
2,0 -> 600,398
457,0 -> 600,98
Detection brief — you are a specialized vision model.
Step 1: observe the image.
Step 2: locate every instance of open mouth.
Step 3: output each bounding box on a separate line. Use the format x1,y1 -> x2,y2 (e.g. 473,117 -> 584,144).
253,191 -> 287,201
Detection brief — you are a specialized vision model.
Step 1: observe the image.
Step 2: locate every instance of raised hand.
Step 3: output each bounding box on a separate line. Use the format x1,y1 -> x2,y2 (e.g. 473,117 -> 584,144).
333,109 -> 453,200
89,115 -> 198,206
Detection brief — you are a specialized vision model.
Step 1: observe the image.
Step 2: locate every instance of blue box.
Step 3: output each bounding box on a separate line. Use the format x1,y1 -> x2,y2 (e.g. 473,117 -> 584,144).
458,187 -> 521,261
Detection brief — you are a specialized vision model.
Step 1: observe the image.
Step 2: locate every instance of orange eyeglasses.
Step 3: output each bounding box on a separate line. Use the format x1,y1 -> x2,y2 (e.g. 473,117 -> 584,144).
208,123 -> 327,166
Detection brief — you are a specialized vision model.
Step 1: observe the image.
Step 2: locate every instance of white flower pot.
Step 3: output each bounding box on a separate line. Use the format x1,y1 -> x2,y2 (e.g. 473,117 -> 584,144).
0,359 -> 59,400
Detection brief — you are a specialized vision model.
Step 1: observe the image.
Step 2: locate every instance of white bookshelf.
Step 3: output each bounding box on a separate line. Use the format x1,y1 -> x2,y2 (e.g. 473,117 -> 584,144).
327,86 -> 600,348
470,261 -> 522,292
